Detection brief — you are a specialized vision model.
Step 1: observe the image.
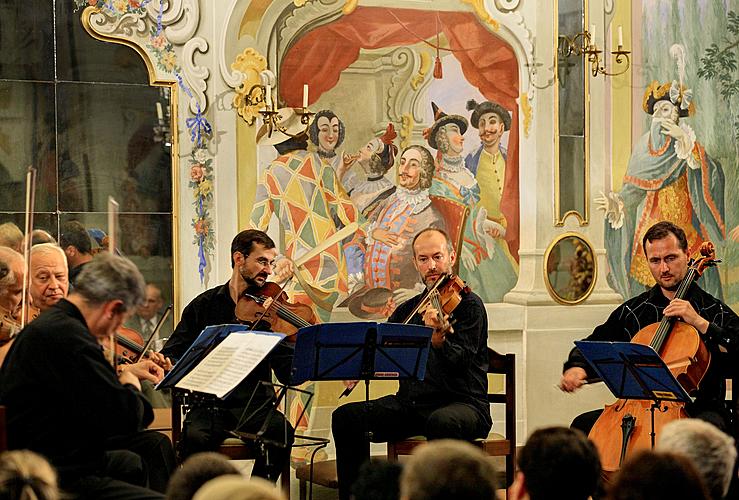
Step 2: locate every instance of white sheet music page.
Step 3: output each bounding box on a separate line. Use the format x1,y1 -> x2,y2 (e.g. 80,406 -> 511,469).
175,330 -> 284,398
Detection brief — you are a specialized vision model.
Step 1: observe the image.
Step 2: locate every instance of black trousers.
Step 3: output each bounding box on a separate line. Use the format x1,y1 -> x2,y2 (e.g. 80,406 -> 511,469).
332,395 -> 491,500
59,449 -> 163,500
106,430 -> 176,493
182,403 -> 295,482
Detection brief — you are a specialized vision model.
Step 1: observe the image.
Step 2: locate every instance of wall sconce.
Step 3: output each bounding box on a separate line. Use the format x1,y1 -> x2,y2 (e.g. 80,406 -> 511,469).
558,25 -> 630,77
243,71 -> 314,138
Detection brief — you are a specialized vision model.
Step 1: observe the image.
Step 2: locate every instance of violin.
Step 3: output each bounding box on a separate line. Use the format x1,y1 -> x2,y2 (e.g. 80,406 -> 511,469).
235,282 -> 317,341
114,326 -> 145,364
0,303 -> 40,346
587,242 -> 717,475
0,305 -> 22,346
403,273 -> 469,333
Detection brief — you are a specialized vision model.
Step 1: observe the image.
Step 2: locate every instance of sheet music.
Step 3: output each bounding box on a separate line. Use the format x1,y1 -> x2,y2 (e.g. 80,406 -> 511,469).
175,330 -> 284,398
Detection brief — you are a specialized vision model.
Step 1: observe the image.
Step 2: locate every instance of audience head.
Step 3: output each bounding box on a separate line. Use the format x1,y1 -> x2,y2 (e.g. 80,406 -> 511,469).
29,244 -> 68,312
400,439 -> 497,500
512,426 -> 600,500
0,450 -> 58,500
164,452 -> 240,500
0,224 -> 23,254
192,476 -> 285,500
137,283 -> 164,321
606,450 -> 709,500
29,230 -> 55,247
352,460 -> 403,500
0,247 -> 24,315
71,253 -> 146,339
59,221 -> 92,268
657,418 -> 736,499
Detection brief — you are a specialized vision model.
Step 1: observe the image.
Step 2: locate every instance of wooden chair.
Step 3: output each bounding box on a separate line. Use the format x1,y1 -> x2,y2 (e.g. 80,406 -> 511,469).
429,195 -> 469,275
172,391 -> 291,497
387,348 -> 517,488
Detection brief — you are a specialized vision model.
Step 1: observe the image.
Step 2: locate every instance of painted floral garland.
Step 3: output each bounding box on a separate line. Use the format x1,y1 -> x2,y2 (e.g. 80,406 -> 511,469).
73,0 -> 214,283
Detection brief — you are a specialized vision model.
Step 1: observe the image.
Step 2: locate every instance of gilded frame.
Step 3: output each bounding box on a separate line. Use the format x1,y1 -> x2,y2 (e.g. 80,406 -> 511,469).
81,9 -> 181,318
543,231 -> 597,305
553,0 -> 590,226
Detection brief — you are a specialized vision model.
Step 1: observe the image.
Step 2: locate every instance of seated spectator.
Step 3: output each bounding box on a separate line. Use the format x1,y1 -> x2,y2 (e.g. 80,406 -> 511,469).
165,452 -> 240,500
399,439 -> 497,500
510,426 -> 600,500
352,460 -> 403,500
192,476 -> 285,500
657,418 -> 737,500
0,450 -> 58,500
607,450 -> 710,500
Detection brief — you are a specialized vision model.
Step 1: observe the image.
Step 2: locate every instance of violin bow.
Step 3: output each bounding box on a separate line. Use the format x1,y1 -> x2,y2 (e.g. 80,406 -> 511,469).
139,304 -> 173,357
107,197 -> 120,370
20,166 -> 36,327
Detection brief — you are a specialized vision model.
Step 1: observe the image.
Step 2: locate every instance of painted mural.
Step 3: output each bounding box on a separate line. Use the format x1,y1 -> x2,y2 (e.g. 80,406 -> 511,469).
604,0 -> 739,310
244,5 -> 522,322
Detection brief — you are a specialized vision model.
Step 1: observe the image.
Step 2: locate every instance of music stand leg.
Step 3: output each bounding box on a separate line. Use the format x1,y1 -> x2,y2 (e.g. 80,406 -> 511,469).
364,379 -> 373,441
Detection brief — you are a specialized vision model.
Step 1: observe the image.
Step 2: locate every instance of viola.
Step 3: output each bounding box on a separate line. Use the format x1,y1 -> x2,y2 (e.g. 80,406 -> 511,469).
588,242 -> 717,475
235,282 -> 317,341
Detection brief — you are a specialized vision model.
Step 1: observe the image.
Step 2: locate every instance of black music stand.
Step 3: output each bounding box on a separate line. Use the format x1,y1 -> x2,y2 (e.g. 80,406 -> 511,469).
158,324 -> 291,464
575,341 -> 692,451
291,321 -> 432,500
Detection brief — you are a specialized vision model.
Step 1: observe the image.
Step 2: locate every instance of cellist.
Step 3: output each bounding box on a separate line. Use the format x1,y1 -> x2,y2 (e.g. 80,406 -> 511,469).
560,221 -> 739,433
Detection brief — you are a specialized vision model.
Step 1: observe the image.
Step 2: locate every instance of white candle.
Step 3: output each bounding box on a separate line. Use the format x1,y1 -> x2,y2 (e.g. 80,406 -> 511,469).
265,84 -> 272,110
156,102 -> 163,121
590,24 -> 596,46
618,25 -> 624,48
303,84 -> 309,109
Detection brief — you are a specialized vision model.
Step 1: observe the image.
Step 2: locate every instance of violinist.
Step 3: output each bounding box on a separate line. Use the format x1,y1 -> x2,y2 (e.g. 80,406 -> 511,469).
160,229 -> 294,483
560,221 -> 739,433
0,253 -> 175,498
332,228 -> 492,500
28,243 -> 69,312
0,247 -> 25,364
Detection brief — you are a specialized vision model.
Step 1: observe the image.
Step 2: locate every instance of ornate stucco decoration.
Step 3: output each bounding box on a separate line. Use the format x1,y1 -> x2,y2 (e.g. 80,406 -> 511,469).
232,48 -> 269,125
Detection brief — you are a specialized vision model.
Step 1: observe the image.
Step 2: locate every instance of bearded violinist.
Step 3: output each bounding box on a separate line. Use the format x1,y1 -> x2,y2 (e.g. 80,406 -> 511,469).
560,221 -> 739,433
160,229 -> 295,483
0,253 -> 175,498
332,228 -> 492,500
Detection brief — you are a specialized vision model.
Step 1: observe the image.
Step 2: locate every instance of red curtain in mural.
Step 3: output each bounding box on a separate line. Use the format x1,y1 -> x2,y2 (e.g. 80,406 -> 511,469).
280,7 -> 520,260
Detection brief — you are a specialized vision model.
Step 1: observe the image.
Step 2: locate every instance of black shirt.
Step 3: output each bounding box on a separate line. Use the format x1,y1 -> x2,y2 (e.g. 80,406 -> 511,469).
565,284 -> 739,405
0,299 -> 152,476
389,289 -> 491,421
160,282 -> 293,409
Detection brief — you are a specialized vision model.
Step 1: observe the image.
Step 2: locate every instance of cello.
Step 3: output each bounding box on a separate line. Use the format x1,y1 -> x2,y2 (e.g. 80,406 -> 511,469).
587,242 -> 717,473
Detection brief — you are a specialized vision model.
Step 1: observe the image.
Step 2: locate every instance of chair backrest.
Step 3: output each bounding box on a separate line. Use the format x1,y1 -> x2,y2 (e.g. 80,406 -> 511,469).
487,348 -> 516,484
429,195 -> 469,275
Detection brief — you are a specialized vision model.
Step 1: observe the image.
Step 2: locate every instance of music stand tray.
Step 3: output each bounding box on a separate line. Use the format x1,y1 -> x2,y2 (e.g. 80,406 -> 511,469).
574,341 -> 691,403
290,322 -> 433,386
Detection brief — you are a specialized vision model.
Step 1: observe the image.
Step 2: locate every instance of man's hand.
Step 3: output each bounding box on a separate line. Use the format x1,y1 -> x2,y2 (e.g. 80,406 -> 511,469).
422,307 -> 448,348
663,298 -> 710,334
371,228 -> 400,246
272,258 -> 294,282
146,351 -> 173,372
119,359 -> 165,387
559,367 -> 588,392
